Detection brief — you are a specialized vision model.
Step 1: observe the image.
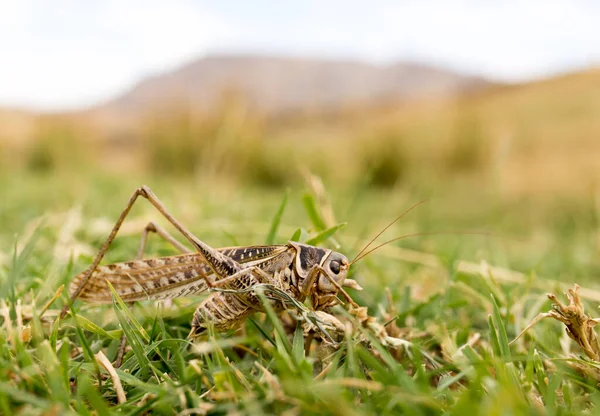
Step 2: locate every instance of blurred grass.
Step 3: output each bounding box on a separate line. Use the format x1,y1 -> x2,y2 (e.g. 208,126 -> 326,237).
2,69 -> 599,194
0,173 -> 599,414
0,69 -> 600,413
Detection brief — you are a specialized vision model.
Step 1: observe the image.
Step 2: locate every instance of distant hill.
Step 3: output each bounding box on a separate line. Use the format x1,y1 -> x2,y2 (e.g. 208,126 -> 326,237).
96,54 -> 491,117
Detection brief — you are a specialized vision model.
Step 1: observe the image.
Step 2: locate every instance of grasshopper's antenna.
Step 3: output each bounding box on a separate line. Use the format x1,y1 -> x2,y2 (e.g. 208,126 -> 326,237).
350,200 -> 427,265
351,231 -> 493,264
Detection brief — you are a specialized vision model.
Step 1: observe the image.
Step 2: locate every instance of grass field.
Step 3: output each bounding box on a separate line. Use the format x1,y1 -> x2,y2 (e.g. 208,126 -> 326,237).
1,169 -> 600,415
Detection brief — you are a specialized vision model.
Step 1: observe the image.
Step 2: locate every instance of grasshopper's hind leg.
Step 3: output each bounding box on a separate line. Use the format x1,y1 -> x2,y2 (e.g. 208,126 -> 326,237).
66,185 -> 253,344
136,221 -> 192,259
64,185 -> 210,318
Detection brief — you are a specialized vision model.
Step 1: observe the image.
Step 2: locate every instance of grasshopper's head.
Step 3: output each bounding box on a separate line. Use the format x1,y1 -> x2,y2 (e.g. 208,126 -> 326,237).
314,250 -> 350,309
289,242 -> 360,310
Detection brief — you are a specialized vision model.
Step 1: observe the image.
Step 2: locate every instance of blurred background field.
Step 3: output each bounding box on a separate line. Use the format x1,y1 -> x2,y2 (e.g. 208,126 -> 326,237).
3,67 -> 600,195
1,2 -> 600,413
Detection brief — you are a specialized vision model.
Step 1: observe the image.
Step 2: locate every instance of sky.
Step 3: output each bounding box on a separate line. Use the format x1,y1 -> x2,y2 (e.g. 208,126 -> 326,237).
0,0 -> 599,111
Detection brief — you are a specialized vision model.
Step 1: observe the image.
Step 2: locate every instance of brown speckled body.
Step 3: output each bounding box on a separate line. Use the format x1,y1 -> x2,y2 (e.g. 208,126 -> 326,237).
70,243 -> 332,336
67,185 -> 354,339
189,246 -> 299,335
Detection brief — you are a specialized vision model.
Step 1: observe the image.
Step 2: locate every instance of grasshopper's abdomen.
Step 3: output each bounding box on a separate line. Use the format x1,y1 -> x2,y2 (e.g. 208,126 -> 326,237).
189,265 -> 296,337
190,292 -> 255,335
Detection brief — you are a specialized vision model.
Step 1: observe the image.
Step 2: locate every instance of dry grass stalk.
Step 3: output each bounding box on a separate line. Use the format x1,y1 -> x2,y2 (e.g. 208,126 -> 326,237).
511,284 -> 600,361
95,350 -> 127,404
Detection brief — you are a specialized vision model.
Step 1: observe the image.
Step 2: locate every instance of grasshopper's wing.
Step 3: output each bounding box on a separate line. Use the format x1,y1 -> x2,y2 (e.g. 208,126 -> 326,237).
72,253 -> 212,303
71,245 -> 290,303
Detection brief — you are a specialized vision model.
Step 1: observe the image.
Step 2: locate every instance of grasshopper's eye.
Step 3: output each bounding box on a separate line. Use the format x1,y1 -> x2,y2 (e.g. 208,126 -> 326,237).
329,260 -> 340,274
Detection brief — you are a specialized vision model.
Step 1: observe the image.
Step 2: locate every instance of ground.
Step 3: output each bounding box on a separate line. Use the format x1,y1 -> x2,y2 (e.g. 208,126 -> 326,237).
1,171 -> 600,414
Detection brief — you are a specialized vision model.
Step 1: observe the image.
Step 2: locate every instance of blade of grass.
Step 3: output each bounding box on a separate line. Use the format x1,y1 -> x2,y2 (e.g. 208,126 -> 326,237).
49,316 -> 60,351
111,300 -> 150,375
488,315 -> 502,358
77,373 -> 111,416
266,189 -> 289,245
248,317 -> 276,347
37,341 -> 71,408
292,323 -> 304,365
306,223 -> 347,246
533,349 -> 547,397
0,382 -> 51,408
4,225 -> 43,302
74,315 -> 122,340
491,295 -> 511,358
255,289 -> 291,356
70,308 -> 99,372
107,282 -> 149,343
302,193 -> 327,231
290,228 -> 309,243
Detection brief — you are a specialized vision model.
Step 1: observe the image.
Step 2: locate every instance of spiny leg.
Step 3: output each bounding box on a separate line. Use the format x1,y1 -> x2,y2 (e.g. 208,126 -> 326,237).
62,188 -> 147,318
135,186 -> 245,288
298,265 -> 323,297
318,266 -> 359,308
63,185 -> 233,319
136,221 -> 192,259
298,264 -> 359,309
64,184 -> 251,353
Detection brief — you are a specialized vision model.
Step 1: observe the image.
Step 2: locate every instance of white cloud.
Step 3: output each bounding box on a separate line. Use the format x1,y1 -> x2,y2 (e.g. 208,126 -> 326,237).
0,0 -> 233,110
210,0 -> 600,80
373,0 -> 600,79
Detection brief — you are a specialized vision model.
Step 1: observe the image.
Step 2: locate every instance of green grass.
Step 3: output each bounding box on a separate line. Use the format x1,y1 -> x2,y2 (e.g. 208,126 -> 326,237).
1,172 -> 600,414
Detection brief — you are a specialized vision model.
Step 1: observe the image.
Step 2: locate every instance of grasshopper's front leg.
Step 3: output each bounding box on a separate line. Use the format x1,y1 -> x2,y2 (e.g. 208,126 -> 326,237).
298,264 -> 359,309
298,265 -> 323,297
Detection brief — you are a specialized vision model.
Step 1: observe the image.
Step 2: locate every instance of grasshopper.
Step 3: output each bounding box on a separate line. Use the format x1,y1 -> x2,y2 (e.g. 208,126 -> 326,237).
65,186 -> 362,337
